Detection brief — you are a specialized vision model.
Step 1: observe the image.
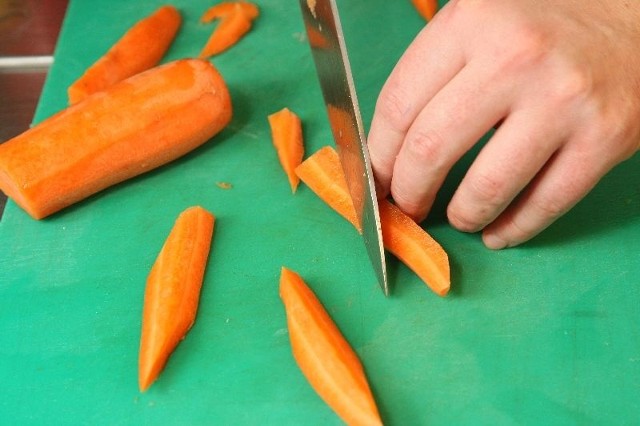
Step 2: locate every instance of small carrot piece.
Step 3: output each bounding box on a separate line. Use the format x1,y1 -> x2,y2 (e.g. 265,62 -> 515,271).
0,59 -> 232,220
68,5 -> 182,105
139,206 -> 215,391
296,146 -> 450,295
379,199 -> 450,296
198,2 -> 259,58
279,267 -> 383,426
294,146 -> 361,231
411,0 -> 438,21
268,107 -> 305,193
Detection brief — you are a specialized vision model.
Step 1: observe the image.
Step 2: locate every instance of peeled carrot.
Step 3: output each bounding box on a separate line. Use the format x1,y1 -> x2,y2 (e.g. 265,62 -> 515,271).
296,146 -> 450,296
294,146 -> 361,231
411,0 -> 438,21
268,107 -> 305,193
68,5 -> 182,105
198,2 -> 259,58
379,199 -> 450,296
0,59 -> 232,220
279,267 -> 383,426
139,206 -> 215,391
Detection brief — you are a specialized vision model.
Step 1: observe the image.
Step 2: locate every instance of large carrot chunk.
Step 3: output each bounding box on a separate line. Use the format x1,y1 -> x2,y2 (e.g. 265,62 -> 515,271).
279,267 -> 383,426
294,145 -> 360,231
68,5 -> 182,104
0,59 -> 232,220
198,2 -> 260,58
296,146 -> 450,295
139,206 -> 215,392
268,107 -> 305,193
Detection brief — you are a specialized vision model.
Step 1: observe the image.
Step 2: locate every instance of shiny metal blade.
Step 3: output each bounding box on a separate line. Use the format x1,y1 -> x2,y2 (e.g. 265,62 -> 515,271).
298,0 -> 388,295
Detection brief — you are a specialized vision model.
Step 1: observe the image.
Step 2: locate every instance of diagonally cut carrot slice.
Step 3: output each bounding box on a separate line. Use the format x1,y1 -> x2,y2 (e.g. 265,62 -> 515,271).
411,0 -> 439,21
268,107 -> 305,193
294,145 -> 361,232
296,146 -> 450,295
198,2 -> 259,58
279,267 -> 383,426
138,206 -> 215,392
68,5 -> 182,105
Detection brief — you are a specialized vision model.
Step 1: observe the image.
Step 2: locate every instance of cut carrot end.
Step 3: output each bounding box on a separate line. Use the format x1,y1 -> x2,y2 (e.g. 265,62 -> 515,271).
411,0 -> 439,21
200,1 -> 259,23
268,108 -> 304,193
279,267 -> 383,426
138,206 -> 215,392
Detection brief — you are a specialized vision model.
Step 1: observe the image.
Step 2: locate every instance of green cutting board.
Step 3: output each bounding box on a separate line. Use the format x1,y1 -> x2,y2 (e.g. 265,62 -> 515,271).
1,0 -> 639,424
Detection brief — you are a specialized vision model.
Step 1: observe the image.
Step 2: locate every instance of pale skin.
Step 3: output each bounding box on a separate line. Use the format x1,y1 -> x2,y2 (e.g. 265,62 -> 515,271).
368,0 -> 640,249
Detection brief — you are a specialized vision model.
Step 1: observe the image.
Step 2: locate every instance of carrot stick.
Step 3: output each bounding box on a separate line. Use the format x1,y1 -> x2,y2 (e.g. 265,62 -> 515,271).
294,145 -> 361,232
67,5 -> 182,105
268,107 -> 305,193
139,206 -> 215,392
296,146 -> 450,295
0,59 -> 232,220
198,2 -> 259,58
411,0 -> 438,21
379,199 -> 450,296
279,267 -> 383,426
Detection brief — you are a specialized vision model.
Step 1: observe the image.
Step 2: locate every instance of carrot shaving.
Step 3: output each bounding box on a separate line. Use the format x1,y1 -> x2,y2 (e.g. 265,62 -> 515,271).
279,267 -> 383,426
139,206 -> 215,392
198,2 -> 259,58
296,146 -> 450,295
68,5 -> 182,105
268,107 -> 305,193
411,0 -> 438,21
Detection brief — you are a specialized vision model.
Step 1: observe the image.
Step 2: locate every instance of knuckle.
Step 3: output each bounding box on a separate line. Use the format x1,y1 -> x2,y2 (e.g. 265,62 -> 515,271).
529,191 -> 567,219
494,26 -> 550,74
375,83 -> 414,132
551,65 -> 594,105
468,172 -> 508,205
404,129 -> 446,165
447,204 -> 483,233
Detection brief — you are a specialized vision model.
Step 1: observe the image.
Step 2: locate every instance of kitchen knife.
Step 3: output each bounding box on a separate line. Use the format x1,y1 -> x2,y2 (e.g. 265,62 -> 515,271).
298,0 -> 388,295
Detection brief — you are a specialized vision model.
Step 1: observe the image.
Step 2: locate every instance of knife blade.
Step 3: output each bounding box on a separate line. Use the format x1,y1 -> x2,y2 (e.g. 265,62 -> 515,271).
298,0 -> 388,295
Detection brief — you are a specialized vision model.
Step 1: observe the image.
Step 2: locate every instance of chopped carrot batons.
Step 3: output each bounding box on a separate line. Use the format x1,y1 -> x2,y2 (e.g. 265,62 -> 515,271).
68,5 -> 182,104
139,206 -> 215,392
411,0 -> 438,21
0,59 -> 232,220
296,146 -> 450,295
268,108 -> 305,193
379,199 -> 450,296
198,2 -> 259,58
295,146 -> 361,232
279,267 -> 383,426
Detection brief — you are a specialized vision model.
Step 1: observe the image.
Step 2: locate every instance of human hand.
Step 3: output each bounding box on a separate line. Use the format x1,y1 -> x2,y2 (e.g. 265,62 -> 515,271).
368,0 -> 640,249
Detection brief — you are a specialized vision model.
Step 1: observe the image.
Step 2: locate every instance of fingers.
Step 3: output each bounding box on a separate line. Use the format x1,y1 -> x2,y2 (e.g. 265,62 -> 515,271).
446,107 -> 568,233
481,145 -> 610,249
388,62 -> 512,221
368,4 -> 465,197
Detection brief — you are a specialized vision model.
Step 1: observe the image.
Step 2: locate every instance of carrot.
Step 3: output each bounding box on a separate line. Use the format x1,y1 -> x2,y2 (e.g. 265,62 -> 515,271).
67,5 -> 182,105
279,267 -> 383,426
294,146 -> 361,231
0,59 -> 232,220
198,2 -> 259,58
411,0 -> 438,21
139,206 -> 215,392
268,107 -> 305,193
379,199 -> 450,296
296,146 -> 450,296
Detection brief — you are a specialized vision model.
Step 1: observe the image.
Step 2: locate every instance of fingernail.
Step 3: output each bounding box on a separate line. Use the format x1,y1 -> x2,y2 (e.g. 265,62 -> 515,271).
483,232 -> 508,250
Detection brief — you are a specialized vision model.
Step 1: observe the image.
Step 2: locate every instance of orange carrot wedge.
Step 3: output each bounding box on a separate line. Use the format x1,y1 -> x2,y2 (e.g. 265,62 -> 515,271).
198,2 -> 259,58
294,145 -> 361,232
139,206 -> 215,392
296,146 -> 450,295
268,107 -> 305,193
411,0 -> 438,21
279,267 -> 383,426
379,199 -> 450,296
68,5 -> 182,105
200,1 -> 259,22
0,59 -> 232,220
